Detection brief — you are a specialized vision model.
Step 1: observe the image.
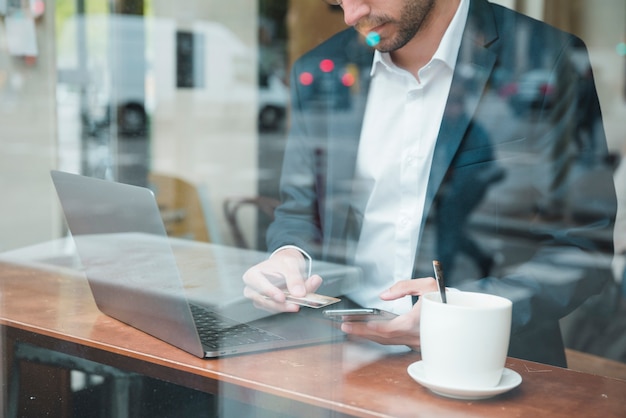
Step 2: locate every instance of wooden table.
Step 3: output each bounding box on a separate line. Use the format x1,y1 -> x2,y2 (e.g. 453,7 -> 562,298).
1,260 -> 625,417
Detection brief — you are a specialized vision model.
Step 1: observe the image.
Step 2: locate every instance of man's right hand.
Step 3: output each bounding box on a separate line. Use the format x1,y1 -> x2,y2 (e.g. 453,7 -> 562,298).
242,248 -> 323,312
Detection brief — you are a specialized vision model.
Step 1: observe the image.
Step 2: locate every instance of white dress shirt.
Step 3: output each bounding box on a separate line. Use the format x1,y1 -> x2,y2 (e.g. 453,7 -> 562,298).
347,0 -> 469,313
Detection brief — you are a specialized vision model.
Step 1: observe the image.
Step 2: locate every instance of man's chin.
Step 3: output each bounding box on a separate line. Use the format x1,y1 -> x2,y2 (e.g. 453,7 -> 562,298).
372,42 -> 396,53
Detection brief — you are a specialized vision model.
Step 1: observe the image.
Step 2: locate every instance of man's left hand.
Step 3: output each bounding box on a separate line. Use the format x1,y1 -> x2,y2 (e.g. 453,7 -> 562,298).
339,278 -> 438,350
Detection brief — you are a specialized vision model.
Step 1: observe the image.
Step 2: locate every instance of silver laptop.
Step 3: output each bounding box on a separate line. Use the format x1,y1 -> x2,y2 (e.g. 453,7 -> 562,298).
50,170 -> 357,358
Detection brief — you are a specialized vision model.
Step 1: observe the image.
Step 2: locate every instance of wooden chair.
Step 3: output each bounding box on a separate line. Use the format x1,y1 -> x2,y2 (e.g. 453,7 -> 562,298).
148,173 -> 211,242
223,196 -> 280,249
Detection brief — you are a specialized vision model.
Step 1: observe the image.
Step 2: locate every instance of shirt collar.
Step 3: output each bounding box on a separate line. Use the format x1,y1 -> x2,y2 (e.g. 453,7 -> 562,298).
370,0 -> 469,76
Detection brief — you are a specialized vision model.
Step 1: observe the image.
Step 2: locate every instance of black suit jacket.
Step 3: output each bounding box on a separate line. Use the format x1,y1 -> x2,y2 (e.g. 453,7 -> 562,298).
267,0 -> 617,366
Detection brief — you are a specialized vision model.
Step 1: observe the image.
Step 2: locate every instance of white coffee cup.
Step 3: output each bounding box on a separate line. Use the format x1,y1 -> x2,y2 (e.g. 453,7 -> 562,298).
420,291 -> 512,388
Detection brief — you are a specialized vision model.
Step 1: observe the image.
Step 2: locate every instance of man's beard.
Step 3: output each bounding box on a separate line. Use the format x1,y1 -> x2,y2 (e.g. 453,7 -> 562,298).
357,0 -> 436,53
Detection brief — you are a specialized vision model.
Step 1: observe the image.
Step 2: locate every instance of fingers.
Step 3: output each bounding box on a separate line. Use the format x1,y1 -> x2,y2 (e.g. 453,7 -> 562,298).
279,251 -> 315,297
242,274 -> 324,314
243,263 -> 287,303
340,315 -> 421,350
304,274 -> 323,293
242,248 -> 321,313
242,283 -> 300,313
379,277 -> 438,301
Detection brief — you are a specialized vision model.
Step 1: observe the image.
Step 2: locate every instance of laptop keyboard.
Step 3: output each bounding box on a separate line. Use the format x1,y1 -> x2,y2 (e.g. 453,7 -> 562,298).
189,303 -> 285,350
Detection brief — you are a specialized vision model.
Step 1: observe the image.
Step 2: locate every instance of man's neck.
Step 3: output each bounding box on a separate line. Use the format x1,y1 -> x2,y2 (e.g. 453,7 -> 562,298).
390,0 -> 461,76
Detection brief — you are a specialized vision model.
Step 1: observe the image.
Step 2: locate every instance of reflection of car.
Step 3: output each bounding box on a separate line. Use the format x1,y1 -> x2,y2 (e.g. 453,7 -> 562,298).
500,70 -> 556,115
259,71 -> 288,131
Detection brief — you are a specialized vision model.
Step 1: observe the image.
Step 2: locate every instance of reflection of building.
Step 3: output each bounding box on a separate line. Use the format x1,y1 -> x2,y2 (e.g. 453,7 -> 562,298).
52,11 -> 259,245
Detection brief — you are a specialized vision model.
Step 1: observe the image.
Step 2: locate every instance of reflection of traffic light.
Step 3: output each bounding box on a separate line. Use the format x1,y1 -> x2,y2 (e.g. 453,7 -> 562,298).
320,59 -> 335,73
297,58 -> 357,109
341,73 -> 354,87
299,72 -> 314,86
343,63 -> 359,90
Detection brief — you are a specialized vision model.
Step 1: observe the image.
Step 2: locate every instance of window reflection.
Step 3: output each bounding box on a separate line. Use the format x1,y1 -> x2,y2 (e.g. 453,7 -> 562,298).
0,0 -> 625,415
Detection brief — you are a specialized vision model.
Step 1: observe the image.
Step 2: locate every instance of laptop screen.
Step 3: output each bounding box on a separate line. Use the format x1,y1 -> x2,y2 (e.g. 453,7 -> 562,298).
51,170 -> 206,357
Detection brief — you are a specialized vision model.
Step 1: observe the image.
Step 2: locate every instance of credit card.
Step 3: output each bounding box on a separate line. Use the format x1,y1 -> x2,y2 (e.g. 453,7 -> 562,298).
283,291 -> 341,308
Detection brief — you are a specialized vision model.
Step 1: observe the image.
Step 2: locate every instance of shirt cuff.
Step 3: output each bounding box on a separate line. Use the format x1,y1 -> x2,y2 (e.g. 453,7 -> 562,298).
270,245 -> 312,278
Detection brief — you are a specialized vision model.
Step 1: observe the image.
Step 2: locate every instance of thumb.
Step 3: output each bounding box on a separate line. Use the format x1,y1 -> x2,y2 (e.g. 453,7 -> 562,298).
380,278 -> 438,300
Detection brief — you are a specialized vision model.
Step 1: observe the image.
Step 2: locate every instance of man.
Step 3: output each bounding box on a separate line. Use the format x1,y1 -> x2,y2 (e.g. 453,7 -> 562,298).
244,0 -> 617,367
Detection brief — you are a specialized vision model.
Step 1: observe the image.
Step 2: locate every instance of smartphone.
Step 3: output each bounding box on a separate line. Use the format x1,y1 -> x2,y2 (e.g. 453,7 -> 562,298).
322,308 -> 398,322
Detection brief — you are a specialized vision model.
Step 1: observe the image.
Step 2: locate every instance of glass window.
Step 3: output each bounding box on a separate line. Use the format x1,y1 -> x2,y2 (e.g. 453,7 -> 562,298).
1,0 -> 625,414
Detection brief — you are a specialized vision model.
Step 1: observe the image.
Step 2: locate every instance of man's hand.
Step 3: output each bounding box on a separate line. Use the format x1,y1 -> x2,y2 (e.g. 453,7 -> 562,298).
340,278 -> 438,350
242,248 -> 323,312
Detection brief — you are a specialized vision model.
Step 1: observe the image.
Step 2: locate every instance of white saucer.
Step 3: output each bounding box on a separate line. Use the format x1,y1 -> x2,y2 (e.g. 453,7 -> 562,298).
407,361 -> 522,400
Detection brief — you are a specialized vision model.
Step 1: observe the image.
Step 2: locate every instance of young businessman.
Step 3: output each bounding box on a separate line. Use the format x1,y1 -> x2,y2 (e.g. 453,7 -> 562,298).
243,0 -> 616,367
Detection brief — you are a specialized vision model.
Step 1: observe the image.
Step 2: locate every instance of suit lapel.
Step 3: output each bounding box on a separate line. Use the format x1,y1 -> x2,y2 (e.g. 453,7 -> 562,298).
421,0 -> 499,228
